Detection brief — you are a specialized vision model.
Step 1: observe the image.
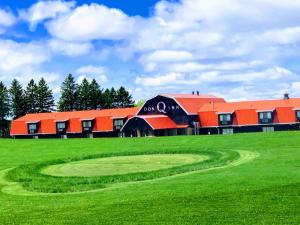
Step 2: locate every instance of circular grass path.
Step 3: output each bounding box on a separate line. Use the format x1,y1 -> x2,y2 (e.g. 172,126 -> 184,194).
2,150 -> 259,195
42,154 -> 209,177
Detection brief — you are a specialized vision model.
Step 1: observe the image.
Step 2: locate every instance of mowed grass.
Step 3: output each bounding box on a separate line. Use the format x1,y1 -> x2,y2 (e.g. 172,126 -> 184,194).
42,154 -> 208,177
0,132 -> 299,224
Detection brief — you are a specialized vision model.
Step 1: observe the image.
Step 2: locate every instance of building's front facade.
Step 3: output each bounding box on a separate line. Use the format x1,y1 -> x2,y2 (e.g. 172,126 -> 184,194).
10,108 -> 138,138
10,93 -> 300,138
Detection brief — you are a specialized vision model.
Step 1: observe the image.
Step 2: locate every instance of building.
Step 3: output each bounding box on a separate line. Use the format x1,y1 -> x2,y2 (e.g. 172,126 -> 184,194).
10,107 -> 138,138
10,93 -> 300,138
198,98 -> 300,135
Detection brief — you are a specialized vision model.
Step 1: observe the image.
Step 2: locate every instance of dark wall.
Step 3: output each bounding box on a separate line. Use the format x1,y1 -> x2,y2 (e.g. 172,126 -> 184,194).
13,131 -> 119,139
200,124 -> 300,135
138,96 -> 190,125
121,117 -> 153,137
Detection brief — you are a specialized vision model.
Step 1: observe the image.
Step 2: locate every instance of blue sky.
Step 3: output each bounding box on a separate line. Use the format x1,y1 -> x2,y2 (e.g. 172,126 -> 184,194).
0,0 -> 300,101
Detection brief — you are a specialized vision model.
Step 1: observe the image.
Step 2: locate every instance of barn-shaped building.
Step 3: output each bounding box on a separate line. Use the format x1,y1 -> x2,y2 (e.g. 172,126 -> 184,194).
10,93 -> 300,138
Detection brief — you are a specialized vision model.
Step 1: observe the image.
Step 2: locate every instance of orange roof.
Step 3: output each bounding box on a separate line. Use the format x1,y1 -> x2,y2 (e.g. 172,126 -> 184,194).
161,94 -> 226,114
15,107 -> 139,122
10,107 -> 140,135
137,115 -> 182,130
199,98 -> 300,113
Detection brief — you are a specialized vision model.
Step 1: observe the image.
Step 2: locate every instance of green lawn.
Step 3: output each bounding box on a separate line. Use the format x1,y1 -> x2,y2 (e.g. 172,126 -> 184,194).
0,132 -> 299,224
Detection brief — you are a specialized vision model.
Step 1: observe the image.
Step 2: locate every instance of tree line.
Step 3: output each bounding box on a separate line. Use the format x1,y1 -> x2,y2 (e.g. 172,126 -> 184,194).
0,74 -> 134,136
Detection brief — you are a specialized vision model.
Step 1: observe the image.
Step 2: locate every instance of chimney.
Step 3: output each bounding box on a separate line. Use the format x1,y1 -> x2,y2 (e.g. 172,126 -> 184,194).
192,91 -> 195,95
283,93 -> 290,100
197,91 -> 199,96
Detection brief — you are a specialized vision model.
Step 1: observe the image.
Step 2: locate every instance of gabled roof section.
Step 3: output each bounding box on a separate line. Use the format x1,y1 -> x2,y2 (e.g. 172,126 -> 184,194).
139,115 -> 179,130
160,93 -> 226,114
121,115 -> 184,131
14,107 -> 140,122
199,98 -> 300,113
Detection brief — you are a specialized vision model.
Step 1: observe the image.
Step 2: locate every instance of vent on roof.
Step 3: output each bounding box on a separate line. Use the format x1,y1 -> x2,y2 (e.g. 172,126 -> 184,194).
283,93 -> 290,100
197,91 -> 199,96
192,91 -> 195,95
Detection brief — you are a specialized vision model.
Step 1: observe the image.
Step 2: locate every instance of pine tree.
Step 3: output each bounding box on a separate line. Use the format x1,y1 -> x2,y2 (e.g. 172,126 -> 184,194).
36,78 -> 55,112
110,87 -> 118,108
115,86 -> 135,108
102,88 -> 113,109
25,79 -> 38,113
77,78 -> 91,110
89,79 -> 103,110
58,74 -> 78,112
9,79 -> 27,119
0,82 -> 10,137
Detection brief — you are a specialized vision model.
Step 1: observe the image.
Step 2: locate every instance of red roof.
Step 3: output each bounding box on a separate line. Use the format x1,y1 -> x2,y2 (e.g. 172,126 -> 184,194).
10,107 -> 139,135
199,98 -> 300,112
137,115 -> 184,130
161,94 -> 226,114
14,107 -> 139,122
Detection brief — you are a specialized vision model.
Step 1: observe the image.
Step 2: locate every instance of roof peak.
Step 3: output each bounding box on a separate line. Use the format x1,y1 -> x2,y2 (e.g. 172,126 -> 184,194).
160,93 -> 221,99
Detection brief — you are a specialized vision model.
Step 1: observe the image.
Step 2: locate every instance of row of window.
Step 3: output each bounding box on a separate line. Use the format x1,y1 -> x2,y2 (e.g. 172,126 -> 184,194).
221,126 -> 275,135
27,119 -> 125,134
218,111 -> 300,126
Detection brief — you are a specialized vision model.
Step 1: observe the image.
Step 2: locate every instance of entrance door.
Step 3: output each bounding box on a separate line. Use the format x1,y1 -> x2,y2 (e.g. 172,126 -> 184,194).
135,129 -> 141,137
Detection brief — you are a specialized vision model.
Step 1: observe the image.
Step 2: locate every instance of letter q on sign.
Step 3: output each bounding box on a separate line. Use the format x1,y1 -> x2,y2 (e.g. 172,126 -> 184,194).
157,102 -> 167,113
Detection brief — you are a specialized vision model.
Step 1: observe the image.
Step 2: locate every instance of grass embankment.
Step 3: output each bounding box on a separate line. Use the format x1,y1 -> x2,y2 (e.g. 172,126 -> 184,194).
6,150 -> 239,193
0,132 -> 299,224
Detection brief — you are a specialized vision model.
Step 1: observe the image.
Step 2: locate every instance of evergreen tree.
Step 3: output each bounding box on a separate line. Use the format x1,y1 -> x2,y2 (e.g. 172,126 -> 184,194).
36,78 -> 55,112
9,79 -> 27,119
110,87 -> 118,108
115,86 -> 135,108
89,79 -> 103,110
77,78 -> 91,110
25,79 -> 38,113
102,88 -> 113,109
58,74 -> 78,112
0,82 -> 10,137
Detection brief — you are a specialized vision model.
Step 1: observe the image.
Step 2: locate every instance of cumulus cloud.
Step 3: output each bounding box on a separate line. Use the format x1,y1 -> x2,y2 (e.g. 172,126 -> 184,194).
3,0 -> 300,101
19,0 -> 75,31
0,9 -> 16,27
0,8 -> 16,34
0,39 -> 50,72
76,65 -> 108,83
0,39 -> 59,88
46,3 -> 136,41
48,39 -> 92,56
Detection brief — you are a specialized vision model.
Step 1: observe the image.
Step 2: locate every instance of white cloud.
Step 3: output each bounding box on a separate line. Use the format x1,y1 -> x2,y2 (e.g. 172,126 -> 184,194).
0,9 -> 16,27
48,39 -> 92,56
46,3 -> 135,41
76,65 -> 108,83
0,39 -> 57,89
0,39 -> 50,72
258,27 -> 300,45
5,0 -> 300,101
135,72 -> 198,87
144,50 -> 193,63
20,0 -> 75,31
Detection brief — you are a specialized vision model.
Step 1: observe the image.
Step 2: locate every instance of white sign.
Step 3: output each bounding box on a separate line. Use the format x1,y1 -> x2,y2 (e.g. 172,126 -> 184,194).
143,101 -> 180,114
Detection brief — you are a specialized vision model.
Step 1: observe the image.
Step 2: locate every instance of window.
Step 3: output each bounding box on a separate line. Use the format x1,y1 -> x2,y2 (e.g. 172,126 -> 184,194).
29,124 -> 37,130
259,112 -> 273,123
57,122 -> 66,130
262,126 -> 274,132
222,128 -> 233,135
219,114 -> 232,125
28,123 -> 38,134
83,121 -> 92,128
296,111 -> 300,118
114,119 -> 124,130
259,112 -> 272,120
219,114 -> 231,122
